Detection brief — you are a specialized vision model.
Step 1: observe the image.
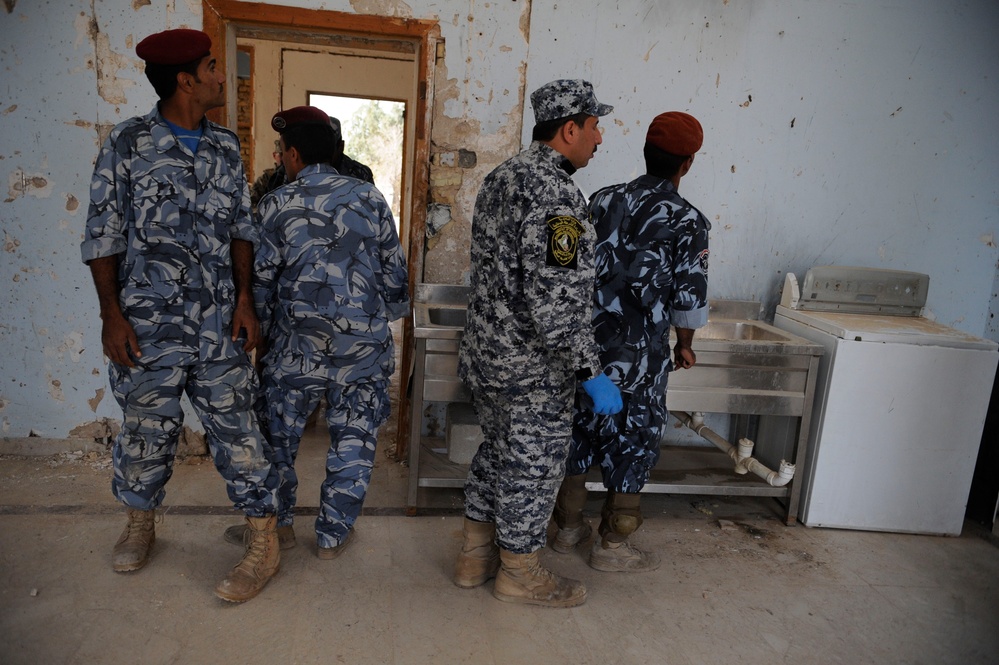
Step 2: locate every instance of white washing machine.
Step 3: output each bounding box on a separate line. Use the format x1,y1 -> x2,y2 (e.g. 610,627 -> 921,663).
774,266 -> 998,535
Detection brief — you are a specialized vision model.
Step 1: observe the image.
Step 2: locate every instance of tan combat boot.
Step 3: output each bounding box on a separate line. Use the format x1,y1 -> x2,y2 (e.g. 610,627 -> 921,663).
453,518 -> 500,588
589,491 -> 660,573
112,508 -> 156,572
223,522 -> 297,550
492,549 -> 587,608
214,515 -> 280,603
552,473 -> 591,553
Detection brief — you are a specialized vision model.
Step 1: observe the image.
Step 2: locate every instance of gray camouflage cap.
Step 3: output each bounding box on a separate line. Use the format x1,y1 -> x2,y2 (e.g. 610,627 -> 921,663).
530,79 -> 613,123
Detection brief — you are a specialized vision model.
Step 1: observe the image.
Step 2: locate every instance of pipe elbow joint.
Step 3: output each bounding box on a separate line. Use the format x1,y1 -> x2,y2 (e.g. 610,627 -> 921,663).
767,460 -> 796,487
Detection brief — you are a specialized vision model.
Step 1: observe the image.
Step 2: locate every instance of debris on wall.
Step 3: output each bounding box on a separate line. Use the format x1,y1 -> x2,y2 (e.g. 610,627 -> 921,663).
178,426 -> 208,457
69,417 -> 118,443
87,388 -> 104,412
47,375 -> 65,402
81,10 -> 136,105
424,48 -> 527,284
96,122 -> 115,148
5,168 -> 52,203
425,203 -> 452,245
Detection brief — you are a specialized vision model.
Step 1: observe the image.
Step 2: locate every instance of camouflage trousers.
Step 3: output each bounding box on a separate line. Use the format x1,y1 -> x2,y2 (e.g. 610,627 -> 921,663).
567,388 -> 667,493
107,356 -> 278,516
258,366 -> 390,548
463,377 -> 575,553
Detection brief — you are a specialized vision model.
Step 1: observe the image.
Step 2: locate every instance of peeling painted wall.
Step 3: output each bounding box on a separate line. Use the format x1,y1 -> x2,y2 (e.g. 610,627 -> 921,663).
0,0 -> 997,441
524,0 -> 999,332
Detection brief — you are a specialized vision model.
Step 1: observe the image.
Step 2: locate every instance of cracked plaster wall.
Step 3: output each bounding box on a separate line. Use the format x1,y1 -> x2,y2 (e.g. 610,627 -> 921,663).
1,0 -> 998,441
526,0 -> 999,333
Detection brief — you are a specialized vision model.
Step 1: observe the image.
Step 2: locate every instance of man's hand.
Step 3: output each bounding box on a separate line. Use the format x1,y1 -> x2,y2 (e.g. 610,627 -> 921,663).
673,344 -> 696,369
232,298 -> 260,353
673,327 -> 697,369
88,255 -> 139,367
229,239 -> 259,353
101,309 -> 140,368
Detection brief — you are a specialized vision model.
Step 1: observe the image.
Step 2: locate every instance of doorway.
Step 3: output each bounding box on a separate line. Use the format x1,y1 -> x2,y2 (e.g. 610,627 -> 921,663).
283,46 -> 414,233
309,93 -> 406,226
202,0 -> 440,462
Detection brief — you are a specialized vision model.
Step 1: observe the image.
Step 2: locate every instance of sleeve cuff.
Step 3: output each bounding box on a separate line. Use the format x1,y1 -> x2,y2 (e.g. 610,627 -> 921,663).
671,304 -> 709,329
80,237 -> 127,264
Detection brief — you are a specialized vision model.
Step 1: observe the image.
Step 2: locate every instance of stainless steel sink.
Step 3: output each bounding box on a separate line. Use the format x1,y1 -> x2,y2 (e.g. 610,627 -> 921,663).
414,284 -> 471,339
407,284 -> 824,523
694,320 -> 795,342
428,307 -> 467,327
413,284 -> 811,353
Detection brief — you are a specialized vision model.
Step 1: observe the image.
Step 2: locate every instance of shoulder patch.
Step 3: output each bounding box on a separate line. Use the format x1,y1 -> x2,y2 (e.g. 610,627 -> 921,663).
546,214 -> 584,269
698,248 -> 709,274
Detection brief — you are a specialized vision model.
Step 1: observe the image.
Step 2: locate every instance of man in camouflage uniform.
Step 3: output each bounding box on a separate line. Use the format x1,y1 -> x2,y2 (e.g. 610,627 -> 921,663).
248,115 -> 373,209
81,28 -> 281,603
227,106 -> 408,558
552,112 -> 710,573
249,139 -> 284,210
454,80 -> 623,608
329,115 -> 376,184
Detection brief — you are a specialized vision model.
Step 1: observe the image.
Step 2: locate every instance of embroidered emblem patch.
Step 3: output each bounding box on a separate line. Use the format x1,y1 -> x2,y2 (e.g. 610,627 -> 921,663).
697,248 -> 709,274
546,215 -> 583,269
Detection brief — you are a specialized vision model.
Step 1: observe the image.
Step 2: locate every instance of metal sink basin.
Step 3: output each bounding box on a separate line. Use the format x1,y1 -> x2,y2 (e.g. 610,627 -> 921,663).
695,320 -> 795,342
412,284 -> 818,354
428,307 -> 467,327
414,284 -> 472,339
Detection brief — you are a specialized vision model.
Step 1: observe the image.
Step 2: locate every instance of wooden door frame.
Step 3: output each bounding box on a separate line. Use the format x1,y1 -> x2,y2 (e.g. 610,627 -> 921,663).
203,0 -> 439,463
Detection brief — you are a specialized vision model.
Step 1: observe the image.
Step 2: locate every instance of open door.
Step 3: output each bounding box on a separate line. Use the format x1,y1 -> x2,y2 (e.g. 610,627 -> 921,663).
282,48 -> 417,243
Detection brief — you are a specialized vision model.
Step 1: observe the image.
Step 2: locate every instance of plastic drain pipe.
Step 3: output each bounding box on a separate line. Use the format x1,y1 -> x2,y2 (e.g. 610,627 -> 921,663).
671,410 -> 795,487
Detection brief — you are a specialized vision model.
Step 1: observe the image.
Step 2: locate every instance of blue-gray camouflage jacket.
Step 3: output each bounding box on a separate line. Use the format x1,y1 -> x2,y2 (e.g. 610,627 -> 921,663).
460,141 -> 604,387
81,105 -> 256,367
589,174 -> 710,395
254,163 -> 409,383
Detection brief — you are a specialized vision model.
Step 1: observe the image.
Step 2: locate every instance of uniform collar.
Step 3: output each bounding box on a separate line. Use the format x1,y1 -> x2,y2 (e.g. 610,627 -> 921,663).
147,105 -> 222,153
295,162 -> 337,180
634,173 -> 678,194
530,141 -> 576,175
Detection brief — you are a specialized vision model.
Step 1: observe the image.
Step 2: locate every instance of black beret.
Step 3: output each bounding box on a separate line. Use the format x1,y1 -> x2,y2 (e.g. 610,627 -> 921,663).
136,29 -> 212,66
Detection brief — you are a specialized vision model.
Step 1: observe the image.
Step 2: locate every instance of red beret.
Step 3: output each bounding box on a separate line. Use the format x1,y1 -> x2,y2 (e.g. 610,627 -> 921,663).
646,112 -> 703,156
136,29 -> 212,66
271,106 -> 330,132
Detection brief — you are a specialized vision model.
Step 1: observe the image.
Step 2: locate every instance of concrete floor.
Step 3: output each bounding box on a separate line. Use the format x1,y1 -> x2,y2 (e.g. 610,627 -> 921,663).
2,418 -> 998,664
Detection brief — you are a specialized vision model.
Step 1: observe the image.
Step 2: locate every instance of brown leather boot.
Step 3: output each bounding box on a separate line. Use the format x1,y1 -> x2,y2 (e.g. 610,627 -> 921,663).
552,473 -> 591,553
453,518 -> 500,588
214,515 -> 281,603
112,508 -> 156,573
590,491 -> 660,572
492,549 -> 587,608
223,522 -> 297,550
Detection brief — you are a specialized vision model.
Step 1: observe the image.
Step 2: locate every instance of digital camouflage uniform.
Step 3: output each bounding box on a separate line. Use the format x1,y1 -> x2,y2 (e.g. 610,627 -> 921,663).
459,141 -> 606,554
81,106 -> 278,516
568,175 -> 710,492
254,163 -> 409,548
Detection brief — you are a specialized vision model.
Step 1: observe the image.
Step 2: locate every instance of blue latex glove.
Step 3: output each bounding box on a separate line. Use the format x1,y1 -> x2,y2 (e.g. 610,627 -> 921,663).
581,372 -> 623,415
